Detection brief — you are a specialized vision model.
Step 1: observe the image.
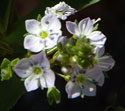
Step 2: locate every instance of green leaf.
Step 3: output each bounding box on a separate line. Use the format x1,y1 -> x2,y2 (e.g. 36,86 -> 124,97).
0,0 -> 16,31
0,58 -> 12,81
37,14 -> 42,21
0,75 -> 25,111
0,18 -> 4,34
1,67 -> 12,81
93,23 -> 99,31
10,58 -> 20,67
0,41 -> 13,56
105,106 -> 125,111
1,58 -> 10,69
47,86 -> 61,105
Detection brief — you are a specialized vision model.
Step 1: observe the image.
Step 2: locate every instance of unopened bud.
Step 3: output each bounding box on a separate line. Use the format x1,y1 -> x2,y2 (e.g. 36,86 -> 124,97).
61,67 -> 69,74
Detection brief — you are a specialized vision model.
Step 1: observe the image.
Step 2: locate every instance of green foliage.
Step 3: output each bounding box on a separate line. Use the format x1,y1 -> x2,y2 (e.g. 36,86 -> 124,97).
55,37 -> 95,69
0,75 -> 25,111
0,41 -> 13,57
0,58 -> 19,81
93,23 -> 99,31
105,106 -> 125,111
47,86 -> 61,105
10,58 -> 20,67
0,58 -> 12,81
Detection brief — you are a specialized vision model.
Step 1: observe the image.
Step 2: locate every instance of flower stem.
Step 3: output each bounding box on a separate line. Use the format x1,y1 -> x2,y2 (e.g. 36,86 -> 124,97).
47,46 -> 57,55
55,72 -> 70,82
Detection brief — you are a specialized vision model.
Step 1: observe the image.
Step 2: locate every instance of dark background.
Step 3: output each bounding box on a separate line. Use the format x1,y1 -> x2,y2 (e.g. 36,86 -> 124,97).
11,0 -> 125,111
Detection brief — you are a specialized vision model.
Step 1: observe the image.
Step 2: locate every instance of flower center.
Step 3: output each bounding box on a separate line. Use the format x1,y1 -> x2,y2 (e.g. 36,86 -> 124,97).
40,31 -> 48,39
55,10 -> 65,15
76,74 -> 86,84
33,67 -> 42,75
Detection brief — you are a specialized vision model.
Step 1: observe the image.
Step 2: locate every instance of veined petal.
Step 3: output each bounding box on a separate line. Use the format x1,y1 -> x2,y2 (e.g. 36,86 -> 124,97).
14,58 -> 31,78
25,19 -> 41,35
45,7 -> 53,15
66,21 -> 79,35
41,14 -> 61,30
82,81 -> 96,96
24,74 -> 40,92
86,66 -> 104,86
30,52 -> 50,69
24,35 -> 44,52
58,36 -> 67,45
98,56 -> 115,71
90,37 -> 106,48
44,33 -> 60,49
87,31 -> 106,41
40,69 -> 55,88
79,17 -> 93,36
65,81 -> 80,99
95,47 -> 105,57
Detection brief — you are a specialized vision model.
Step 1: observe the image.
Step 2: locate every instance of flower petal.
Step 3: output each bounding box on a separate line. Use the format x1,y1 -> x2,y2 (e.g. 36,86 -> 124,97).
30,52 -> 50,69
25,19 -> 41,35
65,81 -> 80,99
66,21 -> 79,36
44,32 -> 61,49
79,17 -> 93,36
86,66 -> 104,86
87,31 -> 106,41
24,35 -> 44,52
40,69 -> 55,88
41,14 -> 61,30
82,81 -> 96,96
98,56 -> 115,71
14,58 -> 32,78
24,74 -> 39,92
90,37 -> 106,48
95,47 -> 105,57
58,36 -> 67,45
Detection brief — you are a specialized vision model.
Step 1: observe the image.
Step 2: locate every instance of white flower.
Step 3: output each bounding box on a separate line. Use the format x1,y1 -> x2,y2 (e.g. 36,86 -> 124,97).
45,2 -> 77,20
24,14 -> 62,52
66,17 -> 106,49
95,47 -> 115,71
65,65 -> 104,99
14,52 -> 55,92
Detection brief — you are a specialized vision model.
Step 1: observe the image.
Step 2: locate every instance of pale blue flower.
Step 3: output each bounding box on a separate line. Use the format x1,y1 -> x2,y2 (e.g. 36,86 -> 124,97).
24,14 -> 62,52
14,52 -> 55,92
95,47 -> 115,71
45,2 -> 77,20
65,65 -> 104,98
66,17 -> 106,49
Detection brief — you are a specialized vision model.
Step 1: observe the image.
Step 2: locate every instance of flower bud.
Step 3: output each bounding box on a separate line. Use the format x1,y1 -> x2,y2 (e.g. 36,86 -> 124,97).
61,66 -> 70,74
71,55 -> 79,63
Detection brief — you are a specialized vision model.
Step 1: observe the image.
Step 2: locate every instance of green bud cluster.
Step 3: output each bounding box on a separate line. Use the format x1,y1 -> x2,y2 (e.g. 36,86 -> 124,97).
54,37 -> 96,69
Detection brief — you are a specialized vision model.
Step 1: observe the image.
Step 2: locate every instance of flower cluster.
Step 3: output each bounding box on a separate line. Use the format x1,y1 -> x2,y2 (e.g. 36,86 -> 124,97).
12,1 -> 115,103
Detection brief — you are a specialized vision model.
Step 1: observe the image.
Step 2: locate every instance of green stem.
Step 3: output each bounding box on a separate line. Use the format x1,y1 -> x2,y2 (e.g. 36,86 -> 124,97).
55,73 -> 70,82
56,73 -> 65,78
47,46 -> 57,55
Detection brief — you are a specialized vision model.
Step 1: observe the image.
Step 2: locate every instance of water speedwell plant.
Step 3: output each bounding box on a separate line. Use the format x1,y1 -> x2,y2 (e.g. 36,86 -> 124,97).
0,0 -> 115,109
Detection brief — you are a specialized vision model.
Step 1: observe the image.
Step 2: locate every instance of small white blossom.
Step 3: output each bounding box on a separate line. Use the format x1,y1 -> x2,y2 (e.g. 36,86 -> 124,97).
95,47 -> 115,71
24,14 -> 62,52
45,2 -> 77,20
14,52 -> 55,92
65,65 -> 104,99
66,17 -> 106,50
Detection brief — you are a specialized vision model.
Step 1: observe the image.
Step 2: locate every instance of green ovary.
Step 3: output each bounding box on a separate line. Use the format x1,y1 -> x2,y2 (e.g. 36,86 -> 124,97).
76,74 -> 86,84
40,31 -> 48,39
33,67 -> 42,75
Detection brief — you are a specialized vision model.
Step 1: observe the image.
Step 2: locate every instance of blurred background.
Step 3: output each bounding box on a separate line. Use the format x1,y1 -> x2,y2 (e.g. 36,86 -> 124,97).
1,0 -> 125,111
